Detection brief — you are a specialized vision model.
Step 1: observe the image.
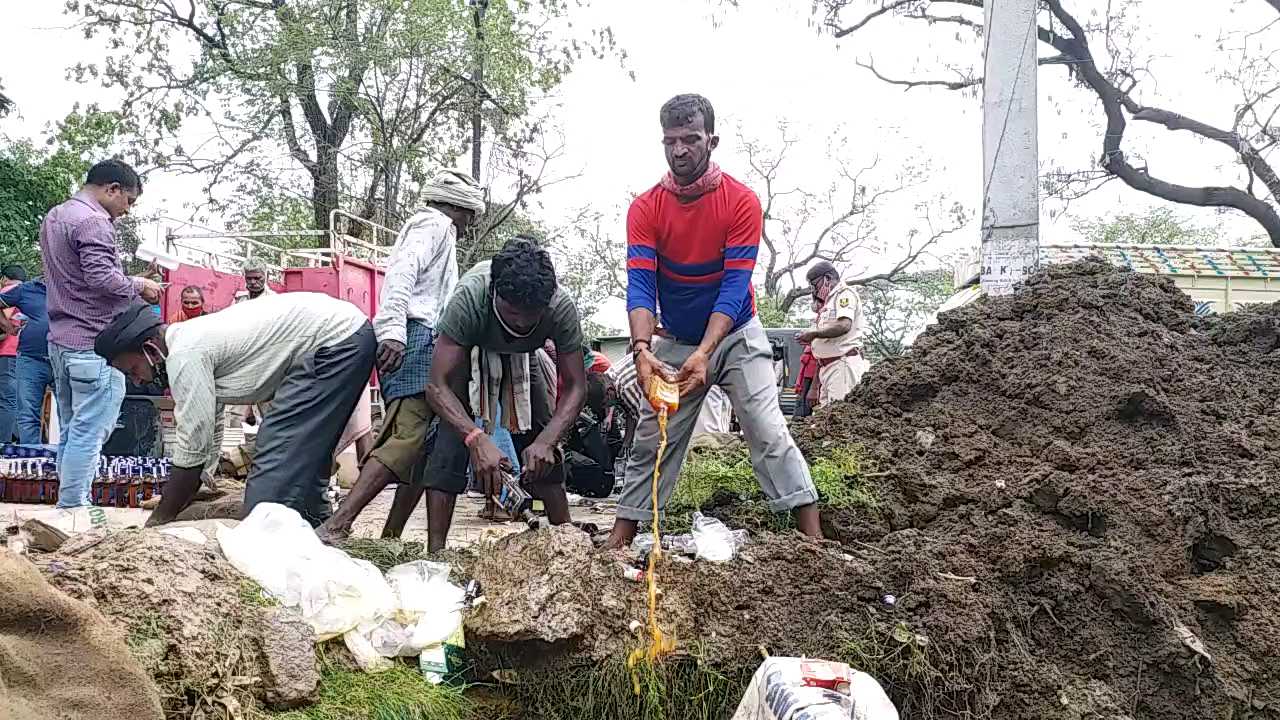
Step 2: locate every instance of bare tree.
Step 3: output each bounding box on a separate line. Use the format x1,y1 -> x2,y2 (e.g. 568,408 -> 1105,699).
739,122 -> 967,314
819,0 -> 1280,246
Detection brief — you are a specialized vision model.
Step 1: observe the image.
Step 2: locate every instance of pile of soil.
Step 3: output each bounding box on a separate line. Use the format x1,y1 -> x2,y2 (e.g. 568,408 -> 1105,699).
34,527 -> 320,718
467,261 -> 1280,719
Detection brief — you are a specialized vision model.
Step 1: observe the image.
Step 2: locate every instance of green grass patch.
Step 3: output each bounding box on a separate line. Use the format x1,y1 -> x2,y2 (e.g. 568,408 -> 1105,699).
267,653 -> 471,720
810,447 -> 879,511
238,578 -> 279,608
499,656 -> 750,720
342,538 -> 429,573
664,445 -> 879,532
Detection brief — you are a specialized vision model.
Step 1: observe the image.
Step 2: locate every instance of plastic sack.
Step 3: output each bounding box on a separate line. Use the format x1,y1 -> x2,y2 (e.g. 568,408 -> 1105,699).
731,657 -> 898,720
385,560 -> 465,655
692,511 -> 741,562
217,503 -> 396,641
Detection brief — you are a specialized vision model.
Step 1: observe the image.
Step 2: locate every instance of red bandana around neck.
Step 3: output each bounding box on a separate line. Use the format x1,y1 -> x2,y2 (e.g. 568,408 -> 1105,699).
660,162 -> 723,200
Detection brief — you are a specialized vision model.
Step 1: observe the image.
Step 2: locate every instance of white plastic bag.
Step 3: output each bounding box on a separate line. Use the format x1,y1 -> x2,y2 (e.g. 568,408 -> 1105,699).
386,560 -> 465,655
217,503 -> 396,640
732,657 -> 898,720
692,512 -> 739,562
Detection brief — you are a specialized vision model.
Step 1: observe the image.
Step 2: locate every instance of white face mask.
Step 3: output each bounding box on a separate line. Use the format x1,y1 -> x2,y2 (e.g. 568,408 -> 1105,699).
493,296 -> 536,339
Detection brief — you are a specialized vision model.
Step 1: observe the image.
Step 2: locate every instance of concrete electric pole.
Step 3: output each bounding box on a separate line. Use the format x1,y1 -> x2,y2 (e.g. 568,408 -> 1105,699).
980,0 -> 1040,295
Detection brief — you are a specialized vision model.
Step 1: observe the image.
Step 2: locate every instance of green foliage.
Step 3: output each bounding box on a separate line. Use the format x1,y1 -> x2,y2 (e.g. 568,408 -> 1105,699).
71,0 -> 612,229
267,653 -> 470,720
0,109 -> 122,273
668,445 -> 878,532
1075,207 -> 1223,246
341,538 -> 429,574
861,270 -> 953,361
236,579 -> 278,609
503,656 -> 749,720
755,289 -> 809,328
240,193 -> 317,235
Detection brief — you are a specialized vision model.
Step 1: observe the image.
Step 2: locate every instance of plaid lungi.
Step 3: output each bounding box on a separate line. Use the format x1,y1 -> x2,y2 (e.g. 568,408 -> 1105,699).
378,320 -> 435,401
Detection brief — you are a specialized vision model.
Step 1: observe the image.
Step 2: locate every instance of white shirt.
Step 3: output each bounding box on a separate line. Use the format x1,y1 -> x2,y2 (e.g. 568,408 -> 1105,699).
811,283 -> 864,359
372,208 -> 458,344
165,292 -> 367,469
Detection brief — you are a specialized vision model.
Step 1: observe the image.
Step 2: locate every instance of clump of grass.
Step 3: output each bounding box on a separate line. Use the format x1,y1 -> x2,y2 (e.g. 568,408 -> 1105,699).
267,653 -> 471,720
505,656 -> 750,720
342,538 -> 429,573
836,612 -> 995,720
239,578 -> 278,608
665,445 -> 879,533
810,447 -> 879,511
669,449 -> 759,512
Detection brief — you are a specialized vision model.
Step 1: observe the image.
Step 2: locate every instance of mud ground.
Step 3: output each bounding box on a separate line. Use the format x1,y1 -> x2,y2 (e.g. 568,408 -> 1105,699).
466,261 -> 1280,720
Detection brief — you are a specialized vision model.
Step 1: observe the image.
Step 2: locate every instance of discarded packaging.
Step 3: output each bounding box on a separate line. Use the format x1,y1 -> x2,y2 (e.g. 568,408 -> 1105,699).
217,503 -> 397,670
218,505 -> 469,673
691,511 -> 741,562
632,521 -> 748,560
731,656 -> 898,720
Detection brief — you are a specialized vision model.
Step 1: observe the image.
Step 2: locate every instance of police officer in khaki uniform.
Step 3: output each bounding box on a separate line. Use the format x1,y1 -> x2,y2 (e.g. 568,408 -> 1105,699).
796,261 -> 865,406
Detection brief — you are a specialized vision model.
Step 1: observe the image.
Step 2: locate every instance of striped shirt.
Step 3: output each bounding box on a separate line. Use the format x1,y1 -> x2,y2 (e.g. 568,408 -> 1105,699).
625,173 -> 762,344
607,353 -> 643,420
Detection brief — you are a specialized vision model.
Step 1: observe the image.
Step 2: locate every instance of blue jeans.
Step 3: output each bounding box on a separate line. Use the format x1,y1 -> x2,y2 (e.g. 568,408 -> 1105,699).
15,354 -> 53,444
49,343 -> 125,508
466,403 -> 521,492
0,356 -> 15,443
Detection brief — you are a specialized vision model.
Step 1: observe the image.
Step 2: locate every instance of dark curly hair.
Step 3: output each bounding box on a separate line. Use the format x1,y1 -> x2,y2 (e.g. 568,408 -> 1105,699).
660,93 -> 715,134
491,235 -> 557,308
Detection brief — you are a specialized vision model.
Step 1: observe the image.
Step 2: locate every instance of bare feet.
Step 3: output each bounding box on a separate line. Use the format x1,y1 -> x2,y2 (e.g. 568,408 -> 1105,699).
602,518 -> 639,550
314,521 -> 351,546
794,503 -> 824,540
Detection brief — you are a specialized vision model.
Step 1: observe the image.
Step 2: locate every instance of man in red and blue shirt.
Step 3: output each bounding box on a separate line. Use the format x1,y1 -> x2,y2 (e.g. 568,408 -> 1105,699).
604,94 -> 822,548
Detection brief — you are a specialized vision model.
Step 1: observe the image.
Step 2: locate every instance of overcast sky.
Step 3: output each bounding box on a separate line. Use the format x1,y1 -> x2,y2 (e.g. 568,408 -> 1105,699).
3,0 -> 1276,329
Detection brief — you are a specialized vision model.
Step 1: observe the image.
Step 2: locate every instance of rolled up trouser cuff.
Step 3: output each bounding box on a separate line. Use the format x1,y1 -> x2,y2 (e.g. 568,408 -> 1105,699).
767,485 -> 820,512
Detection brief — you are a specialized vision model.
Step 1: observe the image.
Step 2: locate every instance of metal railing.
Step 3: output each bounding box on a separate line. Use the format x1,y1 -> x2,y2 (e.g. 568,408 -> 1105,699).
161,212 -> 398,275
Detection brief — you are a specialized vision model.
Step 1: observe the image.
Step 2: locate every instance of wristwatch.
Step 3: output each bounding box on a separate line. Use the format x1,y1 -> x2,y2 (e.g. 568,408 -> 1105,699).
629,338 -> 651,358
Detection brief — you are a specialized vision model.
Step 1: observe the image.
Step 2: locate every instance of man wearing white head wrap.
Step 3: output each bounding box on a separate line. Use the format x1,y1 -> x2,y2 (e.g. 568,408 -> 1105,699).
419,169 -> 486,215
316,169 -> 484,543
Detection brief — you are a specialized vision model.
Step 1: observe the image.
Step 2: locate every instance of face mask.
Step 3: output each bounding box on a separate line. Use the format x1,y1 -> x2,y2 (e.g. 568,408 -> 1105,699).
143,341 -> 170,390
493,296 -> 536,339
181,305 -> 203,319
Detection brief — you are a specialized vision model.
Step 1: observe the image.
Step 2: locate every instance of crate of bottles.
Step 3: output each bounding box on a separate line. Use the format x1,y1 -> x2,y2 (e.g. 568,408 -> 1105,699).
0,456 -> 171,507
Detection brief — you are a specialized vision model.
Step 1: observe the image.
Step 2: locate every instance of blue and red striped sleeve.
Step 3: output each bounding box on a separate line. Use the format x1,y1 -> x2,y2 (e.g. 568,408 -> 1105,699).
712,190 -> 762,318
625,197 -> 658,314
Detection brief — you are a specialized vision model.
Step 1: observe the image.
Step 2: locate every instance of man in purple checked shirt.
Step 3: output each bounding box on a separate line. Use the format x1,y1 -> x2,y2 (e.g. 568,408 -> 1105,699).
40,159 -> 162,509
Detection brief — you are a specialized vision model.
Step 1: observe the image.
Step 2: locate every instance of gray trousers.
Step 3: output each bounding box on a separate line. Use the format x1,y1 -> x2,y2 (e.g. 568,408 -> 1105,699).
617,318 -> 818,522
245,322 -> 376,526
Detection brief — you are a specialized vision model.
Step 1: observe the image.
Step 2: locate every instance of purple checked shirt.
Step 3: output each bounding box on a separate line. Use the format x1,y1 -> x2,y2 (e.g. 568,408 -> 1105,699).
39,191 -> 140,350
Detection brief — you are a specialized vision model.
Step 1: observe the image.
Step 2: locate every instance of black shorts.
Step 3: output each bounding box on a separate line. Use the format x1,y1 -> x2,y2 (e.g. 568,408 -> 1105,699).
419,422 -> 567,494
415,351 -> 565,494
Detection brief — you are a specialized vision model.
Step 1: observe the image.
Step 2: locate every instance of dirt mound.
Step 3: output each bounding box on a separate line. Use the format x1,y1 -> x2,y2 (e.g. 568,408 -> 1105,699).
788,260 -> 1280,718
468,262 -> 1280,719
34,528 -> 319,718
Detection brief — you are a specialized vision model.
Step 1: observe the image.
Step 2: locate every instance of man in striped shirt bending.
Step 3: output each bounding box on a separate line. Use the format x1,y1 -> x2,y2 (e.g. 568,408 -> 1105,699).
603,94 -> 822,549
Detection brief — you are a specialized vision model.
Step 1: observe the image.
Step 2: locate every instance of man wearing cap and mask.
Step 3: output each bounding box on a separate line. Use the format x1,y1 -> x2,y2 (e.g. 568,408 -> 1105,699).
95,292 -> 375,526
796,261 -> 865,406
316,170 -> 484,543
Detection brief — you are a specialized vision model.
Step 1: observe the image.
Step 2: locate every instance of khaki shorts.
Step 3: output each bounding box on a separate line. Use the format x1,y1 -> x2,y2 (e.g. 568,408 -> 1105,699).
367,396 -> 435,483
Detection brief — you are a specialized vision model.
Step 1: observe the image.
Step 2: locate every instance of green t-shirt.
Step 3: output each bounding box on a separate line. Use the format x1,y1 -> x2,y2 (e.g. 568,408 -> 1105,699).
436,261 -> 583,354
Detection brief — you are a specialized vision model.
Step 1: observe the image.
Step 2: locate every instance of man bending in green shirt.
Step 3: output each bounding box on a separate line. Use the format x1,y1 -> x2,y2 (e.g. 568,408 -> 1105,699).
392,237 -> 587,551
